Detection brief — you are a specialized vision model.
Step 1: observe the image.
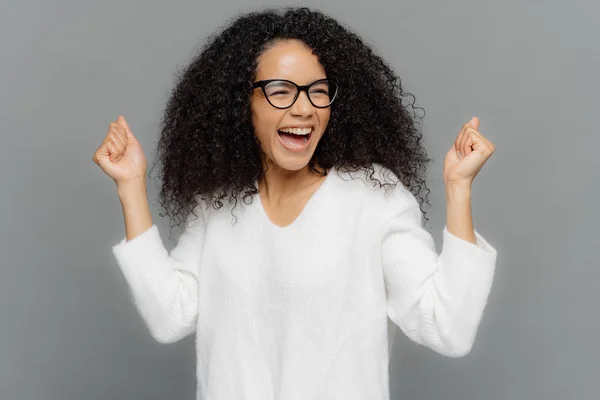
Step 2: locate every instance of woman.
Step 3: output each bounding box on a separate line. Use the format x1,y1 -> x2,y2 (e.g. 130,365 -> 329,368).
93,6 -> 497,400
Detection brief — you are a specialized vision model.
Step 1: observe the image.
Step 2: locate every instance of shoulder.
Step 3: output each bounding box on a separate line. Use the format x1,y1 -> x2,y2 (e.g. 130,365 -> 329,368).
331,163 -> 417,207
327,163 -> 421,229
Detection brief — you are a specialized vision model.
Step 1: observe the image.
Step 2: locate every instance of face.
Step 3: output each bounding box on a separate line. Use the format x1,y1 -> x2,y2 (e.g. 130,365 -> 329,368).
250,39 -> 332,172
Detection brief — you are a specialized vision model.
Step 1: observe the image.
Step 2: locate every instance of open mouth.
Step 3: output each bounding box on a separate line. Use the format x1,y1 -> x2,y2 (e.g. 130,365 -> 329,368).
277,127 -> 313,150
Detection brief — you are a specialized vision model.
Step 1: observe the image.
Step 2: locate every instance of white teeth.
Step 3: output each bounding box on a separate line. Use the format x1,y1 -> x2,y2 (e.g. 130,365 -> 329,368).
279,127 -> 313,135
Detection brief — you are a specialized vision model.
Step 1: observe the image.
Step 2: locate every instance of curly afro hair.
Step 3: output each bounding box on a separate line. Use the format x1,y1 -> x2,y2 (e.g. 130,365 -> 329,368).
147,6 -> 432,235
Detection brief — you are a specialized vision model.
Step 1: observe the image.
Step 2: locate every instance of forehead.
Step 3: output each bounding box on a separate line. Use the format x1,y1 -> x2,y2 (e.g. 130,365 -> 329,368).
255,39 -> 327,84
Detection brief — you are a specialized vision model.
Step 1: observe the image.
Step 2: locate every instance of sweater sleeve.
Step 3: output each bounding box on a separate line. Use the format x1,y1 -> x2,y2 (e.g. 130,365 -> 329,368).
381,190 -> 497,358
111,203 -> 207,344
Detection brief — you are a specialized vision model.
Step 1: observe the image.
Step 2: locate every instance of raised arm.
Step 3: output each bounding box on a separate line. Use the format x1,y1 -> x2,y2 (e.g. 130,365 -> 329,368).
93,115 -> 207,344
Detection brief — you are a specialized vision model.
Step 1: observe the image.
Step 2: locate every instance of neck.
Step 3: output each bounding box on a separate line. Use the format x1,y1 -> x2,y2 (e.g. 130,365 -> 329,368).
259,160 -> 327,202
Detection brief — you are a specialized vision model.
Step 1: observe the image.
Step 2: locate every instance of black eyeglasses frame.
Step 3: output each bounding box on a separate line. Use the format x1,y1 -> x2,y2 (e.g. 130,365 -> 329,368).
251,78 -> 339,109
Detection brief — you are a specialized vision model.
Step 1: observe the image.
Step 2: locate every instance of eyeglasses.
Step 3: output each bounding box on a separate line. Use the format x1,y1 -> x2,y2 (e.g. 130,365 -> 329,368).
251,78 -> 339,109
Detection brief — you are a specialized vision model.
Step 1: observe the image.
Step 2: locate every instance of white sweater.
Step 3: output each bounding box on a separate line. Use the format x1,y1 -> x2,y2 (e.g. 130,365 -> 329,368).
112,164 -> 497,400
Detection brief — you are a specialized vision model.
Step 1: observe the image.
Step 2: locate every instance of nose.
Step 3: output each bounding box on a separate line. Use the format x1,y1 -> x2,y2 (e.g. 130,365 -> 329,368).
289,90 -> 314,116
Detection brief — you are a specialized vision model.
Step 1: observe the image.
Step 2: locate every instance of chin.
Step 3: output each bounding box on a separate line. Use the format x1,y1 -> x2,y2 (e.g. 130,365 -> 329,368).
270,152 -> 314,172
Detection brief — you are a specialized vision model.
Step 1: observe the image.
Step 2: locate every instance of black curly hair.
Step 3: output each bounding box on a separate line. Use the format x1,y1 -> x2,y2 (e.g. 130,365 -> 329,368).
147,6 -> 432,235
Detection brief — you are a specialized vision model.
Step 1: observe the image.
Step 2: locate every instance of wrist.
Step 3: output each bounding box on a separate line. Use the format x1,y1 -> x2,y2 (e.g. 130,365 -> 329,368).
117,178 -> 147,197
445,180 -> 472,202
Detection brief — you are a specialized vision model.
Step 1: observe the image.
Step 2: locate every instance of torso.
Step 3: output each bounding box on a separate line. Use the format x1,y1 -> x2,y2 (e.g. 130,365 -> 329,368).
194,165 -> 397,399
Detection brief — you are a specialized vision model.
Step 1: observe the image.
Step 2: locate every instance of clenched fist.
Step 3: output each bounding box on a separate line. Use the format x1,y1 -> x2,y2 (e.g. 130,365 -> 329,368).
93,116 -> 147,185
443,116 -> 495,187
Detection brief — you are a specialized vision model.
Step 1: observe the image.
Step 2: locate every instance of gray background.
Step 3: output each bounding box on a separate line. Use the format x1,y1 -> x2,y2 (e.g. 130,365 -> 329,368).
1,0 -> 598,399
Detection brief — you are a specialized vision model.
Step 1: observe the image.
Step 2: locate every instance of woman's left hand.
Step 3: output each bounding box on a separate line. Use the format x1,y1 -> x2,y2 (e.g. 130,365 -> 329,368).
443,116 -> 495,187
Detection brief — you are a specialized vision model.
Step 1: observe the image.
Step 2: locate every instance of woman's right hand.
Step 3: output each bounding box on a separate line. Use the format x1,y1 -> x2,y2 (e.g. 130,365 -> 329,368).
93,116 -> 148,185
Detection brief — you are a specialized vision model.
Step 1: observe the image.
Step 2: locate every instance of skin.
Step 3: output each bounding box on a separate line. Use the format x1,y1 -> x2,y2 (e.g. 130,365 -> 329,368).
250,39 -> 332,227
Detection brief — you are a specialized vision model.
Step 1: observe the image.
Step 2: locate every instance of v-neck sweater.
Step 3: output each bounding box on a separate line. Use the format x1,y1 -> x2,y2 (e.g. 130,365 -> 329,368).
112,164 -> 497,400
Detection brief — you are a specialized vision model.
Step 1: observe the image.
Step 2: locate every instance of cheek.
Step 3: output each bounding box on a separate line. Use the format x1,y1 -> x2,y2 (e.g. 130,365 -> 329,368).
253,115 -> 274,142
252,110 -> 282,138
251,112 -> 280,150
